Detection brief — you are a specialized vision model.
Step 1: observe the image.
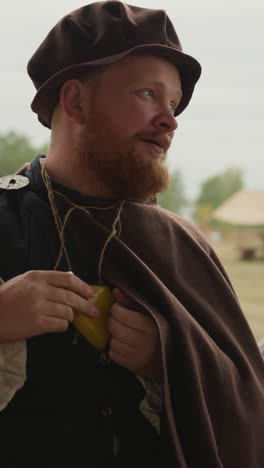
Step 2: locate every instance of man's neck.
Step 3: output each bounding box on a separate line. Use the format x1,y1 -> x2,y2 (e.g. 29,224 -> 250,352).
44,153 -> 115,199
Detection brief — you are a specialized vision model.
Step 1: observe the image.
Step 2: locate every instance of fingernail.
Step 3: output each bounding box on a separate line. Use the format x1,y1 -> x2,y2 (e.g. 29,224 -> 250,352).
89,305 -> 100,317
87,287 -> 95,297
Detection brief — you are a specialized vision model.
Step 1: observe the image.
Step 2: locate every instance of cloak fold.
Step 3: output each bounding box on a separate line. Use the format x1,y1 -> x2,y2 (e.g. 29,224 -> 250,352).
52,185 -> 264,467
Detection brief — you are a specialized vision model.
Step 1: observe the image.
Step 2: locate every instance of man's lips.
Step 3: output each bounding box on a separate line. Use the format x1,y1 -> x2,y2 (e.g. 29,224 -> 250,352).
141,138 -> 170,153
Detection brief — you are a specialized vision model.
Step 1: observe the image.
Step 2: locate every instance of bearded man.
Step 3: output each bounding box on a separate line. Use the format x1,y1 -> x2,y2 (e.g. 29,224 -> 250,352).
0,2 -> 263,468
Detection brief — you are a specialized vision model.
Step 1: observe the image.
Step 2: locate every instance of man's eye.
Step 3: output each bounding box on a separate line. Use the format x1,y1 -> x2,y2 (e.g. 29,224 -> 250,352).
141,89 -> 153,97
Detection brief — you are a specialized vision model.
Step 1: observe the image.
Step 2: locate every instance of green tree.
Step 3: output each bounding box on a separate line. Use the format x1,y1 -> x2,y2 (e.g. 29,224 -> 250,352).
0,131 -> 48,176
194,167 -> 244,227
158,169 -> 186,214
196,167 -> 244,209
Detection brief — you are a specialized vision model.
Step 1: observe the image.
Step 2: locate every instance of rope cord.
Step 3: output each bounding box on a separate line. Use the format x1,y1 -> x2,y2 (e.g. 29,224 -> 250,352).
40,159 -> 124,280
97,199 -> 124,282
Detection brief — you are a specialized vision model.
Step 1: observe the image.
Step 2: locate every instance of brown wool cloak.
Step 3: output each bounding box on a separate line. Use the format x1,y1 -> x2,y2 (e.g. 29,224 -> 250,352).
53,190 -> 264,468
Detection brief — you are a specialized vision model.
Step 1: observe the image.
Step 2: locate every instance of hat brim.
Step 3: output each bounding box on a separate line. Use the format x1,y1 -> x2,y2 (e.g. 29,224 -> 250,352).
31,44 -> 201,128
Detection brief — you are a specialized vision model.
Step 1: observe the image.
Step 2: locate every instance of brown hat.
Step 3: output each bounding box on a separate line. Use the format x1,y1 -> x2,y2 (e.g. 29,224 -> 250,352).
27,1 -> 201,128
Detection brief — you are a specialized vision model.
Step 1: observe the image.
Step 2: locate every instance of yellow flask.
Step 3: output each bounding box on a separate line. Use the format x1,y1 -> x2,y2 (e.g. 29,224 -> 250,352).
73,285 -> 114,351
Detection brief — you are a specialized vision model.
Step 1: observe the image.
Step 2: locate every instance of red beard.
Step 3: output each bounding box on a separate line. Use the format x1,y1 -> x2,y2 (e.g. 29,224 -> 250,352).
77,123 -> 170,201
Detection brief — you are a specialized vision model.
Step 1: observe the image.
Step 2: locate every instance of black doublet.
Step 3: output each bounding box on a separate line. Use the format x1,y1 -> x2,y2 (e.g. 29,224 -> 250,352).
0,156 -> 159,467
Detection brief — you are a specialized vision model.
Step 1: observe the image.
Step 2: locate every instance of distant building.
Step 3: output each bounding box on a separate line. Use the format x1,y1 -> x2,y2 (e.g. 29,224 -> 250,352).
212,190 -> 264,259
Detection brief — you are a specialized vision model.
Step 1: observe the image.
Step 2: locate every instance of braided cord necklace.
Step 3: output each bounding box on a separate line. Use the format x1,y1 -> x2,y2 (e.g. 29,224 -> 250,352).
40,159 -> 125,283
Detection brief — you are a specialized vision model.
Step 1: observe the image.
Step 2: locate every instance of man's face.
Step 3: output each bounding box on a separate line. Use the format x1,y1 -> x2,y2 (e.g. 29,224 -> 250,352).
78,54 -> 182,201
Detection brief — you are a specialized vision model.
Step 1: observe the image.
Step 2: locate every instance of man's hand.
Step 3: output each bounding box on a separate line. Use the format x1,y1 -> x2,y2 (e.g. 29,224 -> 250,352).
0,271 -> 98,341
107,288 -> 162,379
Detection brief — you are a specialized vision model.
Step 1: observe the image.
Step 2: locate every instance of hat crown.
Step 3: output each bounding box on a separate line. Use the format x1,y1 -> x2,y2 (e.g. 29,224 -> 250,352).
27,1 -> 201,128
28,1 -> 182,90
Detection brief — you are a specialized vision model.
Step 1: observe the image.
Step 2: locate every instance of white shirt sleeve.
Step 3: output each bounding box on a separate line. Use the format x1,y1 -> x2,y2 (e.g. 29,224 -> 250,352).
0,340 -> 27,411
137,376 -> 162,434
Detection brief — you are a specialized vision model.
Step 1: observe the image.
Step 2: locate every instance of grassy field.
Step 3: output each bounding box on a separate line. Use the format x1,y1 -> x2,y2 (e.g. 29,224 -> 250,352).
212,241 -> 264,342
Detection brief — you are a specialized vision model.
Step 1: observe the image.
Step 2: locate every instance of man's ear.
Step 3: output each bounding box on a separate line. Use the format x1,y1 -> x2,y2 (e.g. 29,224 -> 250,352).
59,79 -> 87,125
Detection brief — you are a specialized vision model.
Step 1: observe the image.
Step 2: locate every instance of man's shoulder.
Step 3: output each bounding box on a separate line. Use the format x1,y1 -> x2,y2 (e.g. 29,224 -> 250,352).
0,174 -> 30,224
0,170 -> 52,278
0,171 -> 42,249
151,204 -> 211,252
0,180 -> 31,279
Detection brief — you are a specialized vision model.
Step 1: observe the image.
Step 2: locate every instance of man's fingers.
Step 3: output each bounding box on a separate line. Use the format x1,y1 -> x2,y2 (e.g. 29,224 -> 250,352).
24,270 -> 99,319
45,271 -> 99,316
108,314 -> 140,346
44,301 -> 74,322
108,339 -> 146,376
110,302 -> 153,333
108,350 -> 134,370
44,284 -> 99,318
112,288 -> 137,309
39,315 -> 70,334
109,337 -> 135,359
25,270 -> 94,299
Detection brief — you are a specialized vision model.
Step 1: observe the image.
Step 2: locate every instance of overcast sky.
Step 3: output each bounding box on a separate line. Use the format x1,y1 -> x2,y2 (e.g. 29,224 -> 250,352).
0,0 -> 263,198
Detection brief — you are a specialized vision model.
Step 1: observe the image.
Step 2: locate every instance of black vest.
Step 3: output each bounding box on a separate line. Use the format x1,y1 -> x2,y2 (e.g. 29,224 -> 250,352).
0,156 -> 160,467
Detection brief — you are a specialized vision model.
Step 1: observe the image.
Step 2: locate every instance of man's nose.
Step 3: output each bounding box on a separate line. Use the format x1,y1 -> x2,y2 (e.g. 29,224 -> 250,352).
152,109 -> 178,133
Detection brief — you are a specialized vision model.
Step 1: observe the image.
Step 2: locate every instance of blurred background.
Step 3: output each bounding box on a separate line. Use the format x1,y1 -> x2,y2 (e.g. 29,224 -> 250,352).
0,0 -> 263,341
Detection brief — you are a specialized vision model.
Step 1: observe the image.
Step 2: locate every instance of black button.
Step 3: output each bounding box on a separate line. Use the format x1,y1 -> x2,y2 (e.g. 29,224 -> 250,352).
100,351 -> 111,366
100,407 -> 112,418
